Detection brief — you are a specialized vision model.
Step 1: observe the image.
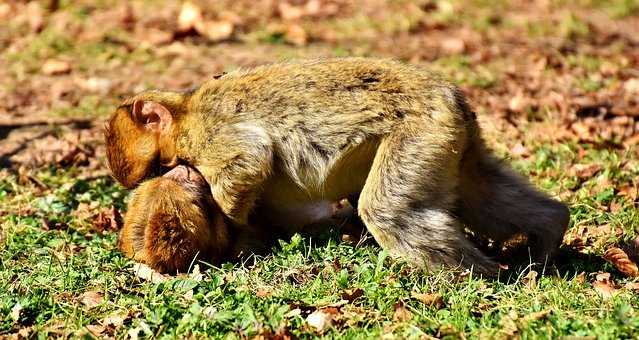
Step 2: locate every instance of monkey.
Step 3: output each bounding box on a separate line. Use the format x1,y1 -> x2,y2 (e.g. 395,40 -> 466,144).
119,165 -> 359,273
105,57 -> 570,276
118,164 -> 231,273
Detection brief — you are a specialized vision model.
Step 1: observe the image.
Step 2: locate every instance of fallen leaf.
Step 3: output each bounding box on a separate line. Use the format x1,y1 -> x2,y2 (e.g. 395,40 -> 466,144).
571,163 -> 602,179
575,272 -> 586,284
441,37 -> 465,54
278,2 -> 305,20
256,288 -> 272,298
285,24 -> 308,46
392,302 -> 412,322
92,206 -> 123,233
177,1 -> 203,32
102,311 -> 128,328
603,247 -> 639,277
522,310 -> 551,322
341,288 -> 364,302
196,20 -> 234,42
306,309 -> 336,333
592,272 -> 616,299
26,2 -> 44,32
624,282 -> 639,291
11,302 -> 22,321
80,291 -> 104,308
410,292 -> 444,309
42,59 -> 71,75
522,270 -> 538,288
85,324 -> 105,336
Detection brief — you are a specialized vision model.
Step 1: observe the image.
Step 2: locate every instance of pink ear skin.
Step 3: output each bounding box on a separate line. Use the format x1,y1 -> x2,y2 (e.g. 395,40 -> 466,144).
132,100 -> 173,133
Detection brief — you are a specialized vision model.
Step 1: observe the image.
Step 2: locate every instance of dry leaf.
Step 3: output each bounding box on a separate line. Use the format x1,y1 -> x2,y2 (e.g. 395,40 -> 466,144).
441,37 -> 465,54
255,288 -> 272,298
80,291 -> 104,308
177,1 -> 203,32
42,59 -> 71,75
341,288 -> 364,302
196,20 -> 233,42
306,309 -> 335,333
603,247 -> 639,277
571,164 -> 602,179
85,324 -> 105,336
285,24 -> 308,46
523,310 -> 551,322
592,272 -> 616,299
132,263 -> 169,283
392,302 -> 412,322
92,206 -> 123,233
10,302 -> 22,321
102,311 -> 127,328
410,292 -> 444,309
522,270 -> 538,288
624,282 -> 639,291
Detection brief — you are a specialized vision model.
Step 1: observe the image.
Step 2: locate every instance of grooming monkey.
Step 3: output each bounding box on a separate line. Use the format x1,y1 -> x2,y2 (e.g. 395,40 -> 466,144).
106,58 -> 569,275
120,165 -> 358,273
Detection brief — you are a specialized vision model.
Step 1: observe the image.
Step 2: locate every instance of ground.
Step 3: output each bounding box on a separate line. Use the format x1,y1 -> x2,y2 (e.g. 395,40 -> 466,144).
1,0 -> 639,338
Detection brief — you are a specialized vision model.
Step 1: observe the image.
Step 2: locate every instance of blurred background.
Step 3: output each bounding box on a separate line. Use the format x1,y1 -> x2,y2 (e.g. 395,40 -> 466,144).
1,0 -> 637,174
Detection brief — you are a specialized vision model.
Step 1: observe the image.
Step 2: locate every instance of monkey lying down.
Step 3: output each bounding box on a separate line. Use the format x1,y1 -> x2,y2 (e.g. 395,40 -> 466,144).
106,57 -> 569,275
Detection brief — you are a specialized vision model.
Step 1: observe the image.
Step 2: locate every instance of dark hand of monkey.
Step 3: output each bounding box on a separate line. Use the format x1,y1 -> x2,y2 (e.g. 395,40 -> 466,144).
107,58 -> 569,276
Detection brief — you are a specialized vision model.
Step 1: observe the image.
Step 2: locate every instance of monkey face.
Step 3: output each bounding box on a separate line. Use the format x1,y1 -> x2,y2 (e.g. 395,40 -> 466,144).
105,98 -> 178,188
105,106 -> 160,188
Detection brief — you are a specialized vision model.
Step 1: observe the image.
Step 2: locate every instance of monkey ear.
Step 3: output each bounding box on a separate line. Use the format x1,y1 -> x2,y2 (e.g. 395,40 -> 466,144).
132,100 -> 173,133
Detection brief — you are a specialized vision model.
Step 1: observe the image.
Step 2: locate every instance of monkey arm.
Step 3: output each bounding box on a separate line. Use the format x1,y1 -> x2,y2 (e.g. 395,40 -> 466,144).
194,124 -> 273,225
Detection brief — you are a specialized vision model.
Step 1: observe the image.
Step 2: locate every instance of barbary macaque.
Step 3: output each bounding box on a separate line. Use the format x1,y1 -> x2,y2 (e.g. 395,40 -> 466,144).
106,58 -> 569,275
119,165 -> 358,273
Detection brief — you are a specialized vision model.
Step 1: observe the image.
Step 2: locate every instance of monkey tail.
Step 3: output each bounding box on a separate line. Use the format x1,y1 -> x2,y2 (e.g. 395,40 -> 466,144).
457,139 -> 570,260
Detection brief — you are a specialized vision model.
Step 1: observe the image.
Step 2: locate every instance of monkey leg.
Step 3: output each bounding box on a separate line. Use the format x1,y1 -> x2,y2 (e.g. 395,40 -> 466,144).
458,145 -> 570,264
357,118 -> 498,276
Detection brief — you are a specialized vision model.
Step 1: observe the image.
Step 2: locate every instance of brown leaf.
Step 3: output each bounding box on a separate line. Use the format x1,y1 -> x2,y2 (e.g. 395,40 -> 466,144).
392,302 -> 412,322
592,272 -> 617,299
26,2 -> 45,32
177,1 -> 203,32
341,288 -> 364,302
410,292 -> 444,309
91,206 -> 123,233
624,282 -> 639,291
80,291 -> 104,308
603,247 -> 639,277
196,20 -> 234,42
522,270 -> 538,288
255,288 -> 272,298
85,324 -> 105,336
285,24 -> 308,46
571,163 -> 602,179
102,311 -> 128,328
42,59 -> 71,75
306,308 -> 337,333
132,263 -> 169,283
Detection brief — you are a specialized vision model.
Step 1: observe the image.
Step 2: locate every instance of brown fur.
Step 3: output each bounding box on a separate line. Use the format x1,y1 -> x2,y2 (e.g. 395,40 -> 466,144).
107,57 -> 570,276
118,165 -> 230,273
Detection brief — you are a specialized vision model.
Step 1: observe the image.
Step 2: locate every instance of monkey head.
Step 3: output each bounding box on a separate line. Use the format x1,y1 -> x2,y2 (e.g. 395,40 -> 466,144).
118,165 -> 230,273
105,91 -> 188,188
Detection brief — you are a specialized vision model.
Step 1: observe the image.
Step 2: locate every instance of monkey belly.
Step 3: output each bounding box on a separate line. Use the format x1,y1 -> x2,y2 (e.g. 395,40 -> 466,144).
258,140 -> 377,231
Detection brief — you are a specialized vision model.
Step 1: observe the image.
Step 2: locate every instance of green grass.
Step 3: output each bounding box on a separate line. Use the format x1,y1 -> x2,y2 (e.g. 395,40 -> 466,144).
2,0 -> 639,337
2,143 -> 638,338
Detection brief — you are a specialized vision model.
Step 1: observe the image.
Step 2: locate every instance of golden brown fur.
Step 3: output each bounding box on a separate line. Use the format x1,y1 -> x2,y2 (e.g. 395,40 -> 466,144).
107,57 -> 570,276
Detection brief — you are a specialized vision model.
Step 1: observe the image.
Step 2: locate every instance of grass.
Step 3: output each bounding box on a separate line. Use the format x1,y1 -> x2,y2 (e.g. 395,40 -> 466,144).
2,142 -> 638,338
1,0 -> 638,338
